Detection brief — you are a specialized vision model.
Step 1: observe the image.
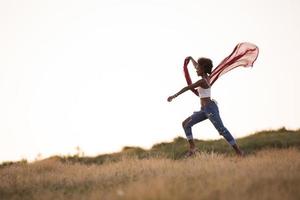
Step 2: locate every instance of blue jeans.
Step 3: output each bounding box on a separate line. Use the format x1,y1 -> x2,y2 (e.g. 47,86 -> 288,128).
183,100 -> 236,145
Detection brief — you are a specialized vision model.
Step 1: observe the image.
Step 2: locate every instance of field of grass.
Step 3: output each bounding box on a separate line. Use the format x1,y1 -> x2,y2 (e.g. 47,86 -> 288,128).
0,148 -> 300,200
47,128 -> 300,165
0,128 -> 300,200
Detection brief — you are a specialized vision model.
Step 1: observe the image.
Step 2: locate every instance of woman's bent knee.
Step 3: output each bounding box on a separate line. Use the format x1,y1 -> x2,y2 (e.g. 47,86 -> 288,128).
182,117 -> 192,129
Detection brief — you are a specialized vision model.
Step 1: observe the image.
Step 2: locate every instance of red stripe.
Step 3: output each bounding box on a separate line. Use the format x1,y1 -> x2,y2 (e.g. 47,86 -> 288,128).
210,48 -> 257,85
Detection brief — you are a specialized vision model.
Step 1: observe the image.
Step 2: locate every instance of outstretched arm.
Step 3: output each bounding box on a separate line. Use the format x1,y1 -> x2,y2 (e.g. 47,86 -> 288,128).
167,79 -> 203,102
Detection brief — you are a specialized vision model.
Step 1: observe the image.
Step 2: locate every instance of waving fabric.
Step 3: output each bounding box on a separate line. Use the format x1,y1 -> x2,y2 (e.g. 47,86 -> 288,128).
183,42 -> 259,96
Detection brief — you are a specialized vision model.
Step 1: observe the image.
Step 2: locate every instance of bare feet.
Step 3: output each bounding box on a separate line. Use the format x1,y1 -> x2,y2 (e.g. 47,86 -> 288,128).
232,144 -> 244,157
236,150 -> 245,157
184,147 -> 199,158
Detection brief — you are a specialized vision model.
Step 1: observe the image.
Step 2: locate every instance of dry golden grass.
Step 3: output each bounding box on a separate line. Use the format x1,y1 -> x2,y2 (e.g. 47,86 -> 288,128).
1,148 -> 300,200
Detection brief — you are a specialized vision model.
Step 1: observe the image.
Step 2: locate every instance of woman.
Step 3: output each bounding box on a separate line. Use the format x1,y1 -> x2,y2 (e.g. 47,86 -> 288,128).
167,56 -> 243,157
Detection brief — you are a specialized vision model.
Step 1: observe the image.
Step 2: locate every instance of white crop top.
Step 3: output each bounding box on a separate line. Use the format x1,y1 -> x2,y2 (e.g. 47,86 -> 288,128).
197,78 -> 211,98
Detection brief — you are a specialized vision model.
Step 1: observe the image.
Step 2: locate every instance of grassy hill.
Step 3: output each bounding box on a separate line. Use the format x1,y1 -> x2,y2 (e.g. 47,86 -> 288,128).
2,127 -> 299,168
1,128 -> 300,200
53,127 -> 300,164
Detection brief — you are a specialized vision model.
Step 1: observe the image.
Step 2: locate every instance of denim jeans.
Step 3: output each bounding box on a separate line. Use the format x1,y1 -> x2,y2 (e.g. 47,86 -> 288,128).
183,100 -> 236,145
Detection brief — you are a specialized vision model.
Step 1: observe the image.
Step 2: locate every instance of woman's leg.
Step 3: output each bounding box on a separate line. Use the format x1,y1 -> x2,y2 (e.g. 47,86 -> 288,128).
182,111 -> 207,150
205,102 -> 243,156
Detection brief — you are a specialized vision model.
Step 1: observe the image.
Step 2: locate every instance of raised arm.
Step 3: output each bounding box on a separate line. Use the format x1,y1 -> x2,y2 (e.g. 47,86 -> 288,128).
188,57 -> 198,68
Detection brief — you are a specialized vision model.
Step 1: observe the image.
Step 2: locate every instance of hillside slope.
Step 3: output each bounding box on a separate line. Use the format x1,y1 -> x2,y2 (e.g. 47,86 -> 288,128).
1,128 -> 300,167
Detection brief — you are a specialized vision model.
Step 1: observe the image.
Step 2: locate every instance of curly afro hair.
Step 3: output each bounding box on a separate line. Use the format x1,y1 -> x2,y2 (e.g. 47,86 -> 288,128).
197,57 -> 213,74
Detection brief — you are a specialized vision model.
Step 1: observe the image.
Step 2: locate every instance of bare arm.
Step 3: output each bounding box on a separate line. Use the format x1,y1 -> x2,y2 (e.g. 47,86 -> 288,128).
167,79 -> 204,102
189,57 -> 198,68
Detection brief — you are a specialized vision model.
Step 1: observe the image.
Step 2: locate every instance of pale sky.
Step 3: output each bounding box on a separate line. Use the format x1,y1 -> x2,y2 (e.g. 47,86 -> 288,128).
0,0 -> 299,162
